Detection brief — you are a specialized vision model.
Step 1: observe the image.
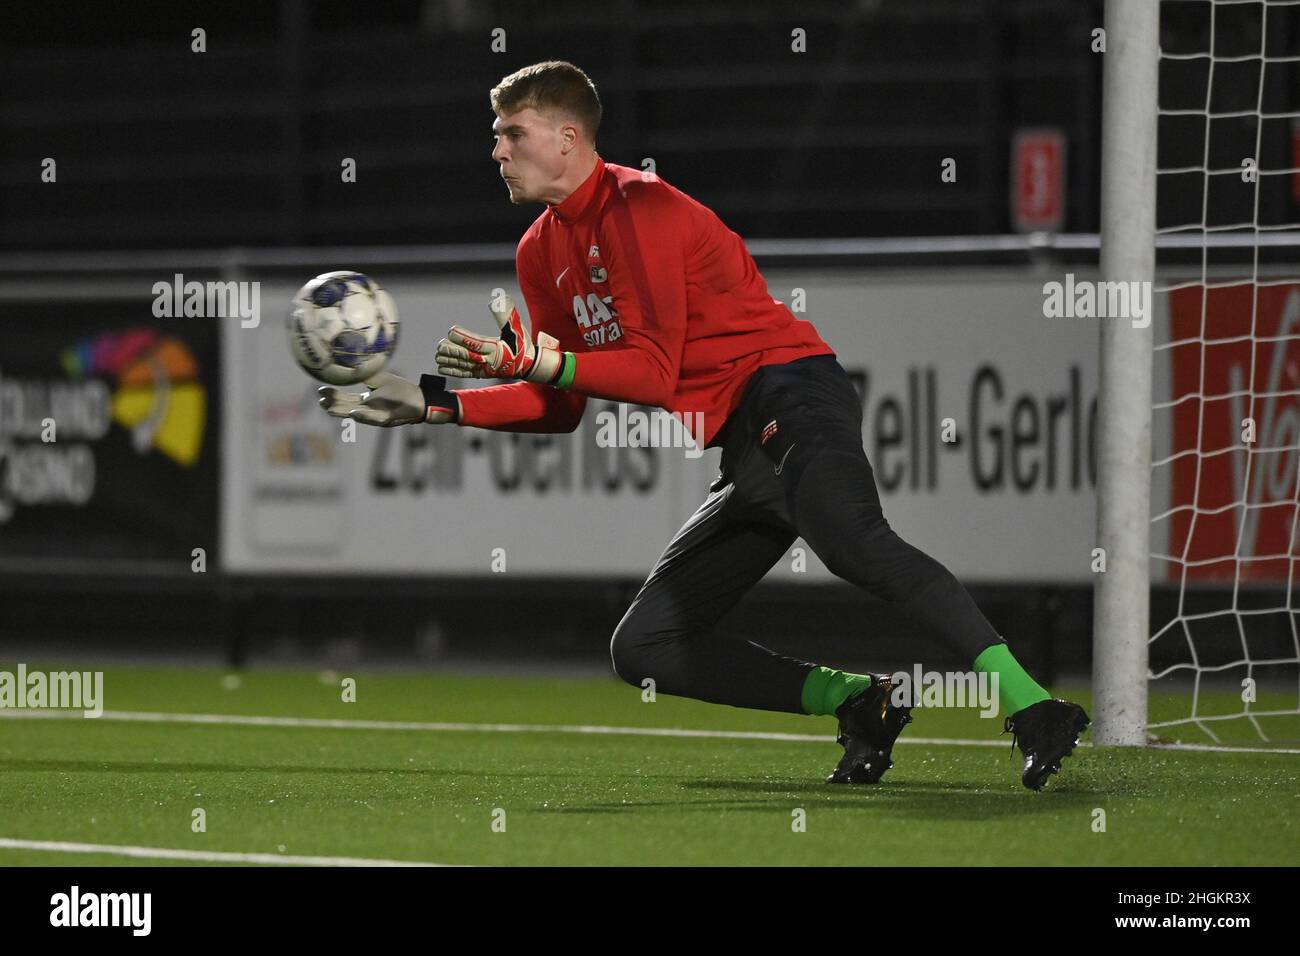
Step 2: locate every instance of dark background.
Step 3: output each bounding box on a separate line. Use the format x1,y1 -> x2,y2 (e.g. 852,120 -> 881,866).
1,0 -> 1297,682
2,0 -> 1295,250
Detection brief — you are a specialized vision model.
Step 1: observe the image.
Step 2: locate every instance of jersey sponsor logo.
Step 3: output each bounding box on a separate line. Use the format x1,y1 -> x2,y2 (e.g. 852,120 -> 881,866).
572,292 -> 623,347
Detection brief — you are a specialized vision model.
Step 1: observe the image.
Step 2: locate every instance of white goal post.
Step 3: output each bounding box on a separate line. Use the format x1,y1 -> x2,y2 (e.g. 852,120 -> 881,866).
1094,0 -> 1159,746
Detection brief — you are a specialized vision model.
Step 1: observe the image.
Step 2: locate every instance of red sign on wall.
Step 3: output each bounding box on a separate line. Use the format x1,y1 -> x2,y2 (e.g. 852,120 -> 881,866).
1011,128 -> 1066,232
1168,282 -> 1300,582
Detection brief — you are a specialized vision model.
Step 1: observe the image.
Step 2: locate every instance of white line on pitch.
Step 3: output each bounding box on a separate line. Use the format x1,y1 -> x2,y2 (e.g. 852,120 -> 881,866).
1,708 -> 1296,754
1141,740 -> 1300,754
0,838 -> 450,867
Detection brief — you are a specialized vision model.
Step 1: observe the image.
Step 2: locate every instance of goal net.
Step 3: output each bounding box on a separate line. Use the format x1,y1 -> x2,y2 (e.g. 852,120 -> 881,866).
1145,0 -> 1300,745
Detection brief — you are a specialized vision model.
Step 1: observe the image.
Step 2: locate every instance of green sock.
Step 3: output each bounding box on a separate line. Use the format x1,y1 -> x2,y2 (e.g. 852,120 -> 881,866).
974,643 -> 1050,717
801,666 -> 874,716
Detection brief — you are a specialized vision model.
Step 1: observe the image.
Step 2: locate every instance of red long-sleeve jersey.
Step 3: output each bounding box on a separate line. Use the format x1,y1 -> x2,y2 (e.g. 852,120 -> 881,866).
455,155 -> 835,447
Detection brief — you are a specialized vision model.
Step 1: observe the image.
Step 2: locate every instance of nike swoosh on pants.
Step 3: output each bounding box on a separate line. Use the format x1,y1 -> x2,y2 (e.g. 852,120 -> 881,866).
774,442 -> 797,475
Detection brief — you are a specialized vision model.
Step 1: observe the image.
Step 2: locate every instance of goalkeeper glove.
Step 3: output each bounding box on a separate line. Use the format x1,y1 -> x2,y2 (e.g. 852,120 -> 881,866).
436,292 -> 564,384
317,371 -> 459,426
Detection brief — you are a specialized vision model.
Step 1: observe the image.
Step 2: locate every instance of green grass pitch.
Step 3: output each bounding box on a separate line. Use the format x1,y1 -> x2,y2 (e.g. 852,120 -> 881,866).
0,665 -> 1296,866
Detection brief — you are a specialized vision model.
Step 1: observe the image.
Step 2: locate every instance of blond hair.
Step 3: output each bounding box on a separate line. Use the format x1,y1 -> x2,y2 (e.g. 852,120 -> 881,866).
490,61 -> 602,144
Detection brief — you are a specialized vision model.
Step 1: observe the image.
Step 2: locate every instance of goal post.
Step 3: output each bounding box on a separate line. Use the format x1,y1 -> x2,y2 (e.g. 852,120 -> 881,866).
1094,0 -> 1160,746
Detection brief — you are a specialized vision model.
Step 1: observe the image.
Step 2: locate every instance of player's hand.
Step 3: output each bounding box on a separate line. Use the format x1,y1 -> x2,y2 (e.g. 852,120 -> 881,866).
317,371 -> 458,426
436,293 -> 562,383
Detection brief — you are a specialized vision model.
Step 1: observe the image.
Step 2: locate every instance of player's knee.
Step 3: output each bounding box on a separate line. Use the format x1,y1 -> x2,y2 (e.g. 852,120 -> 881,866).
816,542 -> 864,584
794,449 -> 903,578
808,513 -> 954,603
793,449 -> 888,530
844,542 -> 958,605
608,612 -> 654,688
804,507 -> 896,582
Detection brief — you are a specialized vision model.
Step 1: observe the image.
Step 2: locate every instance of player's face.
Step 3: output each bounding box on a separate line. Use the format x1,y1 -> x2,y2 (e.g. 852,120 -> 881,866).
491,108 -> 566,204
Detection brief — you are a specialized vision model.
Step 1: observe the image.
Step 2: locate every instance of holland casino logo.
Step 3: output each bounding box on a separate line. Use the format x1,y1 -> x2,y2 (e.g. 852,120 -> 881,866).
0,328 -> 205,523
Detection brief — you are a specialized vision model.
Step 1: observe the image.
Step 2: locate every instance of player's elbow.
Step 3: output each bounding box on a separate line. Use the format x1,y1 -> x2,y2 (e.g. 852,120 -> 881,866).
573,352 -> 677,408
631,364 -> 677,409
621,382 -> 674,409
558,395 -> 587,433
648,378 -> 679,410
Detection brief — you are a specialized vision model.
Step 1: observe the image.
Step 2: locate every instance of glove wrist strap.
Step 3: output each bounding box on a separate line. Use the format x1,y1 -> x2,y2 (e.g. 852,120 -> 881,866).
418,373 -> 460,424
524,345 -> 563,385
550,352 -> 577,389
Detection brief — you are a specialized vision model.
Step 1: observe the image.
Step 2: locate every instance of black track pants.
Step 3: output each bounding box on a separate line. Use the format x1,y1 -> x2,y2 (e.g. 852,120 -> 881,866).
608,354 -> 1004,714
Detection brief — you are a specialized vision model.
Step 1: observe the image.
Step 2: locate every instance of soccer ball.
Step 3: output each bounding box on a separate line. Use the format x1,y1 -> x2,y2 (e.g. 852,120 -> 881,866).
287,271 -> 400,385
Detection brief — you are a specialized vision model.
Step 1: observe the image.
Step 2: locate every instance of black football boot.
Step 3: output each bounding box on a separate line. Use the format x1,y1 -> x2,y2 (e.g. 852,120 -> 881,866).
1003,698 -> 1090,791
826,674 -> 915,785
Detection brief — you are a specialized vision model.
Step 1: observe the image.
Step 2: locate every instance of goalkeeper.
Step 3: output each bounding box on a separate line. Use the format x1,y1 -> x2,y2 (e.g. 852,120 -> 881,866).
319,61 -> 1088,791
